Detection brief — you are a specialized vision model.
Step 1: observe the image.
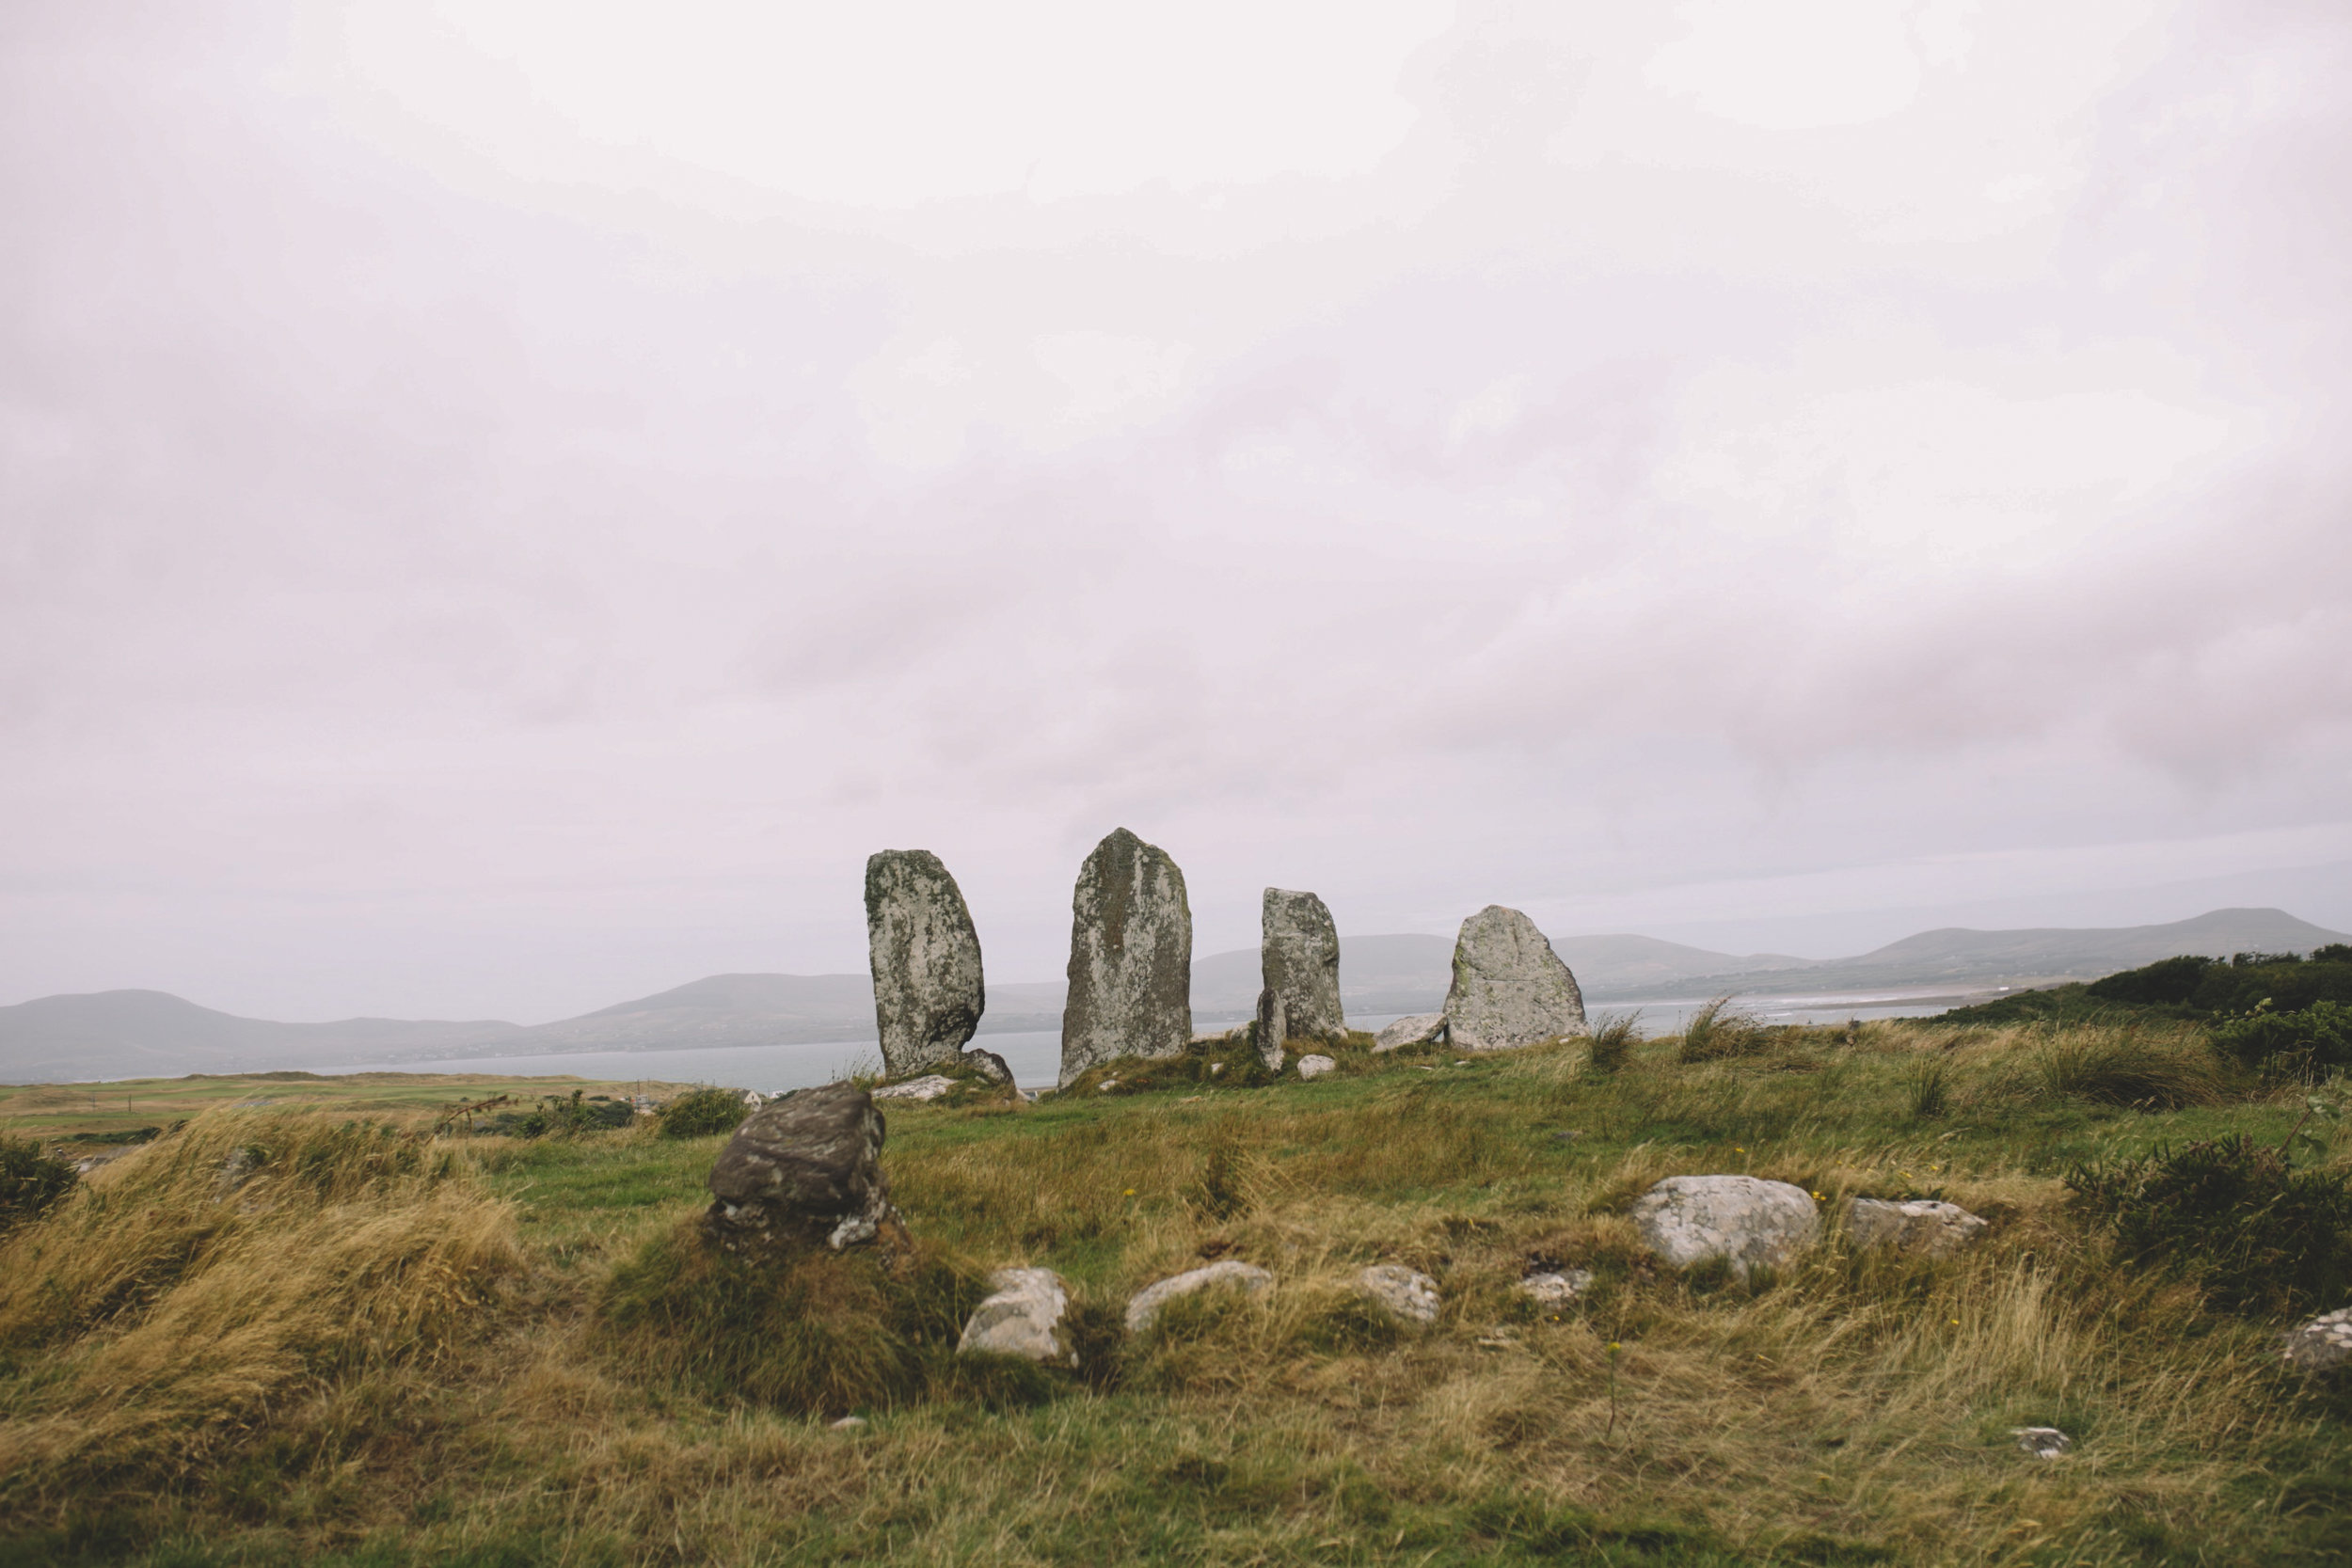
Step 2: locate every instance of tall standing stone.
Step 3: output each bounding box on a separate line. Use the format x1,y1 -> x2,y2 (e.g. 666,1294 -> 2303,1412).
865,849 -> 985,1077
1441,905 -> 1588,1050
1262,888 -> 1345,1042
1059,827 -> 1193,1085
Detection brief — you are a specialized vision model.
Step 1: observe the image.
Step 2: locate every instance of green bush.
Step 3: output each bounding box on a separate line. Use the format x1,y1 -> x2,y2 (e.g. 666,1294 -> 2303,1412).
2212,1001 -> 2352,1083
2087,955 -> 2214,1006
2066,1133 -> 2352,1312
0,1136 -> 77,1239
659,1086 -> 753,1139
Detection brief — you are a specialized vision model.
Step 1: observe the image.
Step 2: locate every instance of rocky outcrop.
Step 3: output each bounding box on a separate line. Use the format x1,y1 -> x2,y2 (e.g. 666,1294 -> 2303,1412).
1374,1013 -> 1446,1052
1124,1259 -> 1275,1332
1060,829 -> 1193,1085
1630,1175 -> 1819,1280
865,849 -> 985,1076
958,1267 -> 1079,1365
1255,988 -> 1286,1073
1262,888 -> 1345,1042
1846,1197 -> 1988,1256
1358,1264 -> 1441,1324
705,1084 -> 897,1255
1441,907 -> 1588,1051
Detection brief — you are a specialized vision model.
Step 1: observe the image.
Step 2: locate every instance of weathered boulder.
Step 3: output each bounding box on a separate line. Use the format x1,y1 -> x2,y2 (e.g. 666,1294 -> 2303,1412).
1846,1197 -> 1988,1256
1060,828 -> 1193,1085
1442,906 -> 1588,1050
1374,1013 -> 1447,1052
2010,1427 -> 2071,1459
1255,988 -> 1287,1073
958,1267 -> 1079,1366
1124,1259 -> 1275,1332
964,1048 -> 1013,1085
705,1084 -> 897,1255
1263,888 -> 1345,1042
1296,1053 -> 1337,1081
1630,1175 -> 1819,1280
1359,1264 -> 1441,1324
871,1074 -> 956,1102
2282,1307 -> 2352,1371
1518,1269 -> 1593,1306
865,849 -> 986,1076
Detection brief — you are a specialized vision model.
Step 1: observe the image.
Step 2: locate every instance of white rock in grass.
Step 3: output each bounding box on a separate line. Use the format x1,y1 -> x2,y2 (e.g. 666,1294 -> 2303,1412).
2010,1426 -> 2070,1459
1296,1054 -> 1337,1081
1358,1264 -> 1441,1324
1630,1175 -> 1820,1280
1124,1260 -> 1275,1332
1374,1013 -> 1447,1052
958,1268 -> 1079,1366
1518,1269 -> 1594,1306
1846,1197 -> 1988,1256
2281,1307 -> 2352,1371
870,1074 -> 956,1102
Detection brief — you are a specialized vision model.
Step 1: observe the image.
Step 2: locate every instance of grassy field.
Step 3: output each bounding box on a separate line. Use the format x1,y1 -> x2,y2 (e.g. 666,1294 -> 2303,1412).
2,1019 -> 2347,1565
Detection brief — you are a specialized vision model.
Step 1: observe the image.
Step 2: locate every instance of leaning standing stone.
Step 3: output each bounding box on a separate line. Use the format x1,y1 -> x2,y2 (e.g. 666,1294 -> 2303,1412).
1441,905 -> 1588,1050
865,849 -> 985,1076
1631,1175 -> 1819,1280
705,1084 -> 897,1256
1059,827 -> 1193,1085
1262,888 -> 1346,1042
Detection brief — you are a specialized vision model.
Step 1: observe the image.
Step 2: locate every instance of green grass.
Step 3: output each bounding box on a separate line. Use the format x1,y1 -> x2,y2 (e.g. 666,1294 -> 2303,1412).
2,1020 -> 2348,1565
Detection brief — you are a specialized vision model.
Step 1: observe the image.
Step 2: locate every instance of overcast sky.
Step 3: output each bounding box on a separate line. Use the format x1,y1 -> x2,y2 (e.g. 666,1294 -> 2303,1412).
5,0 -> 2349,1023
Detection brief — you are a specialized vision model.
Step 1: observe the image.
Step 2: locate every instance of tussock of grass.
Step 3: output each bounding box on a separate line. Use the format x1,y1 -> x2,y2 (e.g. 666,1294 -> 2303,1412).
2020,1025 -> 2236,1109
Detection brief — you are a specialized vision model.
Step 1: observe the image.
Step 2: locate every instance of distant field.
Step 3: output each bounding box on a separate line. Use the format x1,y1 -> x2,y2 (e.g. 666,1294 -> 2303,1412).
0,1069 -> 702,1146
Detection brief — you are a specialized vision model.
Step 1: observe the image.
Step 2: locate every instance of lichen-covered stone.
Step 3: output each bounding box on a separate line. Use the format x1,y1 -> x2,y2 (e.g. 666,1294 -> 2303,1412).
1059,828 -> 1193,1085
870,1074 -> 956,1102
1441,907 -> 1588,1050
1262,888 -> 1345,1042
958,1267 -> 1078,1365
1125,1259 -> 1275,1332
1359,1264 -> 1441,1324
865,849 -> 985,1076
964,1048 -> 1013,1085
2282,1307 -> 2352,1371
1630,1175 -> 1819,1280
1846,1196 -> 1989,1256
1296,1053 -> 1337,1080
1255,987 -> 1287,1073
1374,1013 -> 1447,1052
705,1084 -> 897,1255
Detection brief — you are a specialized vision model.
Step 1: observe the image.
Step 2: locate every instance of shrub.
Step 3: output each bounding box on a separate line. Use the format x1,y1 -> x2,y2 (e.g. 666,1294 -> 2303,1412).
659,1086 -> 752,1139
0,1137 -> 76,1240
2087,954 -> 2215,1006
2026,1029 -> 2231,1109
2066,1133 -> 2352,1312
1587,1012 -> 1639,1073
1677,998 -> 1764,1063
2212,1001 -> 2352,1083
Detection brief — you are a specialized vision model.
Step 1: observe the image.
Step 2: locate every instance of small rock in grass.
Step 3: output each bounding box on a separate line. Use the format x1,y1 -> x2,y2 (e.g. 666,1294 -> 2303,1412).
1210,1062 -> 1226,1076
1358,1264 -> 1440,1324
1517,1269 -> 1594,1306
958,1267 -> 1079,1366
963,1049 -> 1012,1085
829,1415 -> 868,1432
871,1074 -> 956,1102
1630,1175 -> 1820,1280
2010,1426 -> 2070,1459
1098,1078 -> 1119,1093
1375,1013 -> 1447,1052
1846,1196 -> 1988,1256
1296,1053 -> 1337,1081
2281,1307 -> 2352,1371
1124,1259 -> 1274,1332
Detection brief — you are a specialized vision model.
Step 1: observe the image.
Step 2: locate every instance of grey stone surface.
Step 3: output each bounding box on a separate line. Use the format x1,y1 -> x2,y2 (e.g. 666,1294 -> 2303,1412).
1441,907 -> 1589,1051
1374,1013 -> 1447,1052
1846,1197 -> 1989,1256
1262,888 -> 1345,1042
871,1074 -> 956,1102
1059,828 -> 1193,1086
1296,1053 -> 1337,1080
1630,1175 -> 1820,1280
706,1084 -> 897,1255
2282,1307 -> 2352,1371
2010,1427 -> 2071,1459
865,849 -> 986,1076
1359,1264 -> 1441,1324
1255,988 -> 1287,1073
1124,1259 -> 1275,1332
1518,1269 -> 1594,1306
964,1048 -> 1012,1085
958,1267 -> 1079,1365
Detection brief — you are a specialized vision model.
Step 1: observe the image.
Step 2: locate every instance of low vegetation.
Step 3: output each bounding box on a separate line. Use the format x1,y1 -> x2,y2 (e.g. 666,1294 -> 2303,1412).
2,976 -> 2349,1564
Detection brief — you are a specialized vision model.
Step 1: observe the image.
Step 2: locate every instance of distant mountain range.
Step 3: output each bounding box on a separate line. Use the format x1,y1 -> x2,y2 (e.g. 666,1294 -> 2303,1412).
3,907 -> 2342,1084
